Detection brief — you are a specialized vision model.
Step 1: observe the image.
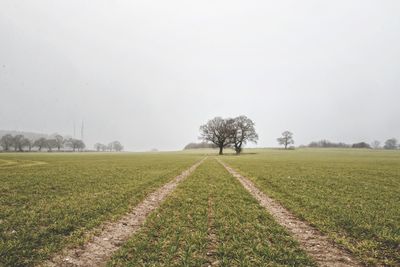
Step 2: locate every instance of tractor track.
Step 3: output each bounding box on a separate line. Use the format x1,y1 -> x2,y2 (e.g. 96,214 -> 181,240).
44,157 -> 207,267
218,158 -> 362,267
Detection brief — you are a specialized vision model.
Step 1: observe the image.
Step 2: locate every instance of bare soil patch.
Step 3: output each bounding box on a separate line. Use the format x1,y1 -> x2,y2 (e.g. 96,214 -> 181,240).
44,157 -> 206,267
218,159 -> 362,267
205,196 -> 219,267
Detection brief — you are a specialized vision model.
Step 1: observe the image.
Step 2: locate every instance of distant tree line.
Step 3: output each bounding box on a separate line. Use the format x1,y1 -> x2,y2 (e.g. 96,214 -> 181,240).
0,134 -> 86,152
0,133 -> 126,153
306,138 -> 399,150
382,138 -> 399,149
308,140 -> 351,148
351,142 -> 371,149
93,141 -> 123,152
184,142 -> 217,150
200,116 -> 258,155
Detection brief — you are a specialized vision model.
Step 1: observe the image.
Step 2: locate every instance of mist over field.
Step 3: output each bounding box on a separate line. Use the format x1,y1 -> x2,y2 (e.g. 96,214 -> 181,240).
1,1 -> 399,151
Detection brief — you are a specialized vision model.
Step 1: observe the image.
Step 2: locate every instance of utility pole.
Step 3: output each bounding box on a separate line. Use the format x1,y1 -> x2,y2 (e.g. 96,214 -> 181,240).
81,120 -> 84,141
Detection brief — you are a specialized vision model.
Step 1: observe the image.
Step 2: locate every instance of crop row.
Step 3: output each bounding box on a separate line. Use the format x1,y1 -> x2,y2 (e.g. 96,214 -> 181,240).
223,149 -> 400,266
0,153 -> 203,266
108,159 -> 314,266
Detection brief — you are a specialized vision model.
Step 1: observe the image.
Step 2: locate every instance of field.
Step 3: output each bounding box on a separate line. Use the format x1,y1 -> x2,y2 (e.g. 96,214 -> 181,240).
0,149 -> 399,266
223,149 -> 400,266
108,159 -> 314,266
0,153 -> 203,266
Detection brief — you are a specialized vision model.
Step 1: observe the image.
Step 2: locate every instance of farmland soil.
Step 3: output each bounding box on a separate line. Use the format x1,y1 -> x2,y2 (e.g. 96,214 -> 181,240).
218,158 -> 362,267
44,157 -> 206,267
205,196 -> 219,267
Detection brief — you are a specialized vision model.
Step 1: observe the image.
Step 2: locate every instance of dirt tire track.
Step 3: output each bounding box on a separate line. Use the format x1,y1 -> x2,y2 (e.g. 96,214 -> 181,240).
44,157 -> 207,267
217,159 -> 362,267
205,195 -> 219,267
0,159 -> 47,168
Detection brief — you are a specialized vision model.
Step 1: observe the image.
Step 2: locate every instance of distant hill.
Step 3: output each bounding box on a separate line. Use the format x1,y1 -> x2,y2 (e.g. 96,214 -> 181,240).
0,130 -> 49,140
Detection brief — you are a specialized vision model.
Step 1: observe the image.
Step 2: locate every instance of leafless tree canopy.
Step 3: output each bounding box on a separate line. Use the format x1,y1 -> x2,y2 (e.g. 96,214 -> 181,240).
0,134 -> 13,151
34,138 -> 48,151
231,116 -> 258,154
384,138 -> 398,149
54,135 -> 64,151
371,140 -> 381,149
94,143 -> 103,152
199,116 -> 258,155
277,131 -> 294,149
13,135 -> 25,152
111,141 -> 124,152
21,138 -> 33,151
65,138 -> 85,152
46,139 -> 58,152
200,117 -> 233,155
97,141 -> 124,152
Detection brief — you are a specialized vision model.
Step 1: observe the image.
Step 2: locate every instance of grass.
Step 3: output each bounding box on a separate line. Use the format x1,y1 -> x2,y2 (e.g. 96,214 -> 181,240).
223,148 -> 400,266
108,158 -> 315,266
0,152 -> 203,267
1,149 -> 399,266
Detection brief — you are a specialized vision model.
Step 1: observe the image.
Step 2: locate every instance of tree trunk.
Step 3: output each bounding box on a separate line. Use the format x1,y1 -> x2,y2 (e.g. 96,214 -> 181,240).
219,146 -> 223,155
235,142 -> 242,155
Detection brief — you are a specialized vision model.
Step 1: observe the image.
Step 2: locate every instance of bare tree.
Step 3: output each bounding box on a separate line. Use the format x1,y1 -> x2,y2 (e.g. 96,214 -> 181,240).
76,140 -> 85,151
65,138 -> 75,151
22,138 -> 34,152
231,116 -> 258,154
107,142 -> 113,152
200,117 -> 235,155
101,144 -> 107,152
54,135 -> 64,151
383,138 -> 398,149
13,134 -> 25,151
0,134 -> 14,151
277,131 -> 294,149
111,141 -> 123,152
65,138 -> 84,152
46,139 -> 58,152
34,138 -> 48,151
94,143 -> 103,152
371,140 -> 381,149
17,137 -> 30,152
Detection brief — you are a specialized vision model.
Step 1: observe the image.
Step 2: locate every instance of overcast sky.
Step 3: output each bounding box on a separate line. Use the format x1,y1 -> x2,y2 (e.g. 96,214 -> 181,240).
1,1 -> 399,151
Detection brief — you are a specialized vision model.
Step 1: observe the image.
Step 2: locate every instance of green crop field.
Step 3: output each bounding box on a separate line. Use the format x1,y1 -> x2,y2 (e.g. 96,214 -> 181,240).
0,152 -> 203,266
223,149 -> 400,266
0,149 -> 399,266
108,158 -> 314,266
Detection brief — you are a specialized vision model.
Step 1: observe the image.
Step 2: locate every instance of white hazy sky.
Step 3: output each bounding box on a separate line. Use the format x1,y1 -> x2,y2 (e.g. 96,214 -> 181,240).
1,1 -> 399,151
